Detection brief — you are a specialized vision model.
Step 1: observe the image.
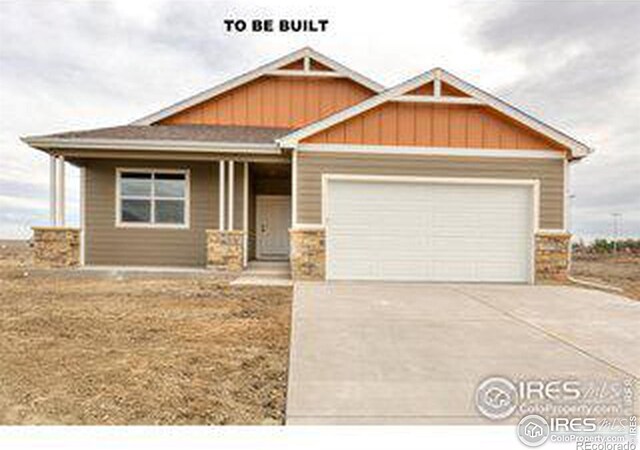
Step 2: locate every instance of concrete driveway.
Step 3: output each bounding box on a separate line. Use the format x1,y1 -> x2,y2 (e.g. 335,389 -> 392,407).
286,283 -> 640,424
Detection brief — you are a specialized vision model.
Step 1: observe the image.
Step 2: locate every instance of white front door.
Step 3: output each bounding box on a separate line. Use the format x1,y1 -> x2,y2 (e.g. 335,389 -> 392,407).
326,178 -> 534,283
256,195 -> 291,260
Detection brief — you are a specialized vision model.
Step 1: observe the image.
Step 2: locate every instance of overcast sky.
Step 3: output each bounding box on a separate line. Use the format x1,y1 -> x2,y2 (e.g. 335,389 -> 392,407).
0,0 -> 638,240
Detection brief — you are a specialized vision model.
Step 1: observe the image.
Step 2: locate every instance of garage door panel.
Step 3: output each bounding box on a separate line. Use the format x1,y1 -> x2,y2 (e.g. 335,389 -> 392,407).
330,259 -> 375,279
429,260 -> 477,281
475,262 -> 529,282
326,179 -> 533,283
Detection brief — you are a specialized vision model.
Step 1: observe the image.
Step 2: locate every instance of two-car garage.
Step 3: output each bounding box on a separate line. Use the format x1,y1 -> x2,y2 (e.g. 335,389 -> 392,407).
324,176 -> 537,283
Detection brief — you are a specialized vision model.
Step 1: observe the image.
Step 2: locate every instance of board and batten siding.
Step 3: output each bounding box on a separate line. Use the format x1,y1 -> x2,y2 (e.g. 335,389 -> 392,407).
158,76 -> 374,128
84,160 -> 219,267
295,152 -> 564,230
303,103 -> 567,152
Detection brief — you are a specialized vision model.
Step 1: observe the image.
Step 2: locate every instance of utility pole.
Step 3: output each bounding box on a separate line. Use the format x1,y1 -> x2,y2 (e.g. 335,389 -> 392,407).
611,213 -> 622,255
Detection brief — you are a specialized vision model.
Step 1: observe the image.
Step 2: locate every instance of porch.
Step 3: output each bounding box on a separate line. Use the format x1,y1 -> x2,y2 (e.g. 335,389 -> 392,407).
32,155 -> 293,274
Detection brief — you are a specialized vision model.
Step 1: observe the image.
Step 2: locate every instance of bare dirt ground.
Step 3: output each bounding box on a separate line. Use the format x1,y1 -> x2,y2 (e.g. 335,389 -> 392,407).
571,253 -> 640,301
0,241 -> 292,425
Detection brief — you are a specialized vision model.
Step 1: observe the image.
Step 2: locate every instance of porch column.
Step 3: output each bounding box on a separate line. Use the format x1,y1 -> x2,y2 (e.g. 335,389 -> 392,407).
227,160 -> 234,230
49,154 -> 57,225
243,162 -> 249,268
219,160 -> 225,230
32,154 -> 79,268
79,166 -> 86,266
206,159 -> 243,272
55,155 -> 65,226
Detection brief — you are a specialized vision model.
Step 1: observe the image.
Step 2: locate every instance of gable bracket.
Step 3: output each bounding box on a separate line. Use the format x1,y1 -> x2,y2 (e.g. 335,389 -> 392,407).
433,68 -> 442,97
267,69 -> 345,78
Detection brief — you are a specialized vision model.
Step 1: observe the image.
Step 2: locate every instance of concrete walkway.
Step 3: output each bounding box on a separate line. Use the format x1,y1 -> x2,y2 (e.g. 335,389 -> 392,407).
286,283 -> 640,424
230,261 -> 292,286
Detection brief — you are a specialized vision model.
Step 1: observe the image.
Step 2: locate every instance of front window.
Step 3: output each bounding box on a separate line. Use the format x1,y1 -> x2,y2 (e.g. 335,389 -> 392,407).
117,169 -> 188,227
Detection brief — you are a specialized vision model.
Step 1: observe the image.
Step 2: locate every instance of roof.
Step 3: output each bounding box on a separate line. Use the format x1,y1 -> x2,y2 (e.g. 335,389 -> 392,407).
22,124 -> 292,153
131,47 -> 385,126
27,124 -> 292,143
22,49 -> 592,160
278,68 -> 593,159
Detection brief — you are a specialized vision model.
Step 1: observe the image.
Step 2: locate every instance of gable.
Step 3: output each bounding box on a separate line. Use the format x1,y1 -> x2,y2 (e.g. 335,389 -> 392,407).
303,102 -> 567,151
282,68 -> 591,158
134,47 -> 384,126
158,75 -> 375,128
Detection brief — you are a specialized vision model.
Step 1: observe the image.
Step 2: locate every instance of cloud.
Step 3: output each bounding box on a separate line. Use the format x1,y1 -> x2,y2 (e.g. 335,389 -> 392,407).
470,0 -> 640,238
0,0 -> 248,238
0,0 -> 638,240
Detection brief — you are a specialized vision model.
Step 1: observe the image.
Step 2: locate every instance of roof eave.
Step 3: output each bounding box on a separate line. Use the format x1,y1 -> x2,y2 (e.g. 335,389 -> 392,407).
21,136 -> 281,155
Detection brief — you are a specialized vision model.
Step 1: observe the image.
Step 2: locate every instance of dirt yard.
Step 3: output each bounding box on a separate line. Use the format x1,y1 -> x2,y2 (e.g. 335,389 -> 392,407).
0,241 -> 292,425
571,253 -> 640,301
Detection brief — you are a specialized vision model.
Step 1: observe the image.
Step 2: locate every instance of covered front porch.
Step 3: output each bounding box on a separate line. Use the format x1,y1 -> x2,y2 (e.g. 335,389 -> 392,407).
207,160 -> 292,272
31,153 -> 293,274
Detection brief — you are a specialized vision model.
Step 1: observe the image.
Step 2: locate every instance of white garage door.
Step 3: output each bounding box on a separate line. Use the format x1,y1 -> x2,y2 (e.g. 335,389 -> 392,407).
326,178 -> 534,283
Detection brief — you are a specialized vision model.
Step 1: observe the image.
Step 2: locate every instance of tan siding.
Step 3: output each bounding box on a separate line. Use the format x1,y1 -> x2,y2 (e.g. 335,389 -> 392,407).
303,103 -> 568,153
158,76 -> 374,128
85,160 -> 217,267
295,152 -> 564,229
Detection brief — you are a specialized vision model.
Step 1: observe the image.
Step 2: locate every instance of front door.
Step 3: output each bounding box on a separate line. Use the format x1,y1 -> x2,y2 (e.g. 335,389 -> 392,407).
256,195 -> 291,260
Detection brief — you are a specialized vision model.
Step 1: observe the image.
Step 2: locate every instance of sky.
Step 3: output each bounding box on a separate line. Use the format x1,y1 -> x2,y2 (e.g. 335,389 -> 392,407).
0,0 -> 638,240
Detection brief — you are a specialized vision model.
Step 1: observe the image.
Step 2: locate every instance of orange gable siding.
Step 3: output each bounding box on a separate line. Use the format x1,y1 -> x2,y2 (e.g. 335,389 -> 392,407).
309,59 -> 333,71
158,76 -> 374,128
303,102 -> 567,151
407,82 -> 434,95
281,59 -> 305,70
440,83 -> 470,97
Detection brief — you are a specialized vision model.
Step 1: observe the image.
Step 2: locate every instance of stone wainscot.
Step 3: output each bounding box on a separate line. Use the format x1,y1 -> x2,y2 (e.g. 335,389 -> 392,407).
206,230 -> 244,272
31,226 -> 81,268
535,231 -> 571,282
289,228 -> 325,281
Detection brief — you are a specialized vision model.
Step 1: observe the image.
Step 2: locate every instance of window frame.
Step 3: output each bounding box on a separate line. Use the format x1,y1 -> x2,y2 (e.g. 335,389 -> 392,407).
115,168 -> 190,229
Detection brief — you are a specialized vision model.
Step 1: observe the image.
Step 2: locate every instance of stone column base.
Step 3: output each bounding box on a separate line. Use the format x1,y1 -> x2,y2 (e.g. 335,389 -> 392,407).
290,228 -> 325,281
206,230 -> 244,272
535,231 -> 571,282
31,227 -> 81,268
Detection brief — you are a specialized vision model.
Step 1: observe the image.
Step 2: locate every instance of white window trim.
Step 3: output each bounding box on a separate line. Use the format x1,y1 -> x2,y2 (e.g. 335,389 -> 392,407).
321,174 -> 540,284
115,168 -> 191,229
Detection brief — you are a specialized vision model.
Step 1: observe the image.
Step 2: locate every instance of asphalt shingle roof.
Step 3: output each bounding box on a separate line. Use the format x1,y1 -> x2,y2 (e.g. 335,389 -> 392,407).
29,124 -> 294,144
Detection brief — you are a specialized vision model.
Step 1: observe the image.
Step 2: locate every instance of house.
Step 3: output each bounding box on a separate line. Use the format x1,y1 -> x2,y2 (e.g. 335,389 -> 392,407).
23,47 -> 592,283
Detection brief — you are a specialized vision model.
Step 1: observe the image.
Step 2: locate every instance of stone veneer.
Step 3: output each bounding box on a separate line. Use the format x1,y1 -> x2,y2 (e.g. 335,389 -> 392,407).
31,226 -> 81,268
290,228 -> 325,281
535,231 -> 571,282
206,230 -> 244,272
